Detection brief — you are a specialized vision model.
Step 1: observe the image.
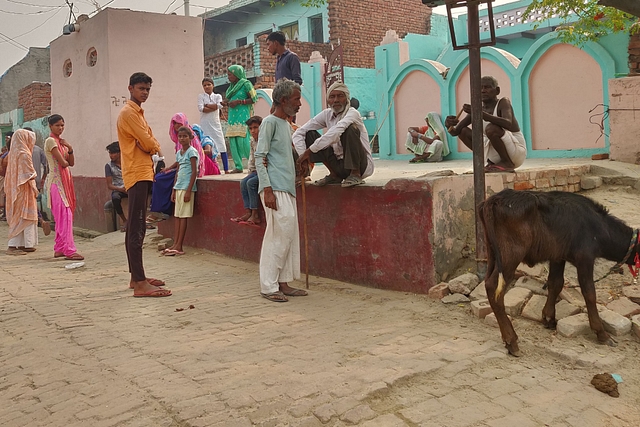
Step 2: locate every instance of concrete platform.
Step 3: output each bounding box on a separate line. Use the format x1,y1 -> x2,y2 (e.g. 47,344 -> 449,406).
73,157 -> 640,294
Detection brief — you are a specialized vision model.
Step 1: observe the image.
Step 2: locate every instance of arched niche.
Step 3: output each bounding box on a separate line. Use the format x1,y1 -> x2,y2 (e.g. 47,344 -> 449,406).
529,44 -> 604,150
454,59 -> 511,153
393,70 -> 442,154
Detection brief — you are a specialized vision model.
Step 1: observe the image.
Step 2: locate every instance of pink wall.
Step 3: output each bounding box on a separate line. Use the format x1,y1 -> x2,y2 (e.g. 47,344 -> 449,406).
394,70 -> 442,154
51,8 -> 204,177
608,76 -> 640,163
455,59 -> 511,153
529,44 -> 604,150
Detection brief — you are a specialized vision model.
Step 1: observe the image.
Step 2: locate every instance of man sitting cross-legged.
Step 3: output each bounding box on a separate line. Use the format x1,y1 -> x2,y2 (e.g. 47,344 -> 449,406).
293,82 -> 374,188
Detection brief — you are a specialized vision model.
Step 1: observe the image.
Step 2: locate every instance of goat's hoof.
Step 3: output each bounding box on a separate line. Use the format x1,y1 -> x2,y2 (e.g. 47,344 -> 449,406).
542,318 -> 557,330
505,342 -> 522,357
606,337 -> 618,347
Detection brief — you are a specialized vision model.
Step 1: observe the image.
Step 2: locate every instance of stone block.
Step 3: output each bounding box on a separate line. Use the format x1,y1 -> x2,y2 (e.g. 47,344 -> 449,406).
555,300 -> 581,320
448,272 -> 479,294
623,285 -> 640,304
441,293 -> 470,304
469,282 -> 487,301
514,276 -> 547,296
580,175 -> 602,190
485,312 -> 511,328
560,287 -> 586,308
521,294 -> 546,322
428,283 -> 450,300
516,262 -> 545,277
471,299 -> 492,319
631,315 -> 640,339
606,297 -> 640,317
600,309 -> 632,336
504,287 -> 532,317
556,313 -> 592,338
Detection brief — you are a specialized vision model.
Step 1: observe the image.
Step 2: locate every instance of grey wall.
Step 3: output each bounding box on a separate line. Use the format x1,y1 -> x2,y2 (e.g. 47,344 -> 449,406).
0,47 -> 51,114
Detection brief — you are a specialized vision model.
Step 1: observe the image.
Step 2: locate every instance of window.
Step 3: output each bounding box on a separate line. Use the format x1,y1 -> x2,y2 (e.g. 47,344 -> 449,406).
236,37 -> 247,48
86,47 -> 97,67
309,15 -> 323,43
280,22 -> 299,41
63,59 -> 72,78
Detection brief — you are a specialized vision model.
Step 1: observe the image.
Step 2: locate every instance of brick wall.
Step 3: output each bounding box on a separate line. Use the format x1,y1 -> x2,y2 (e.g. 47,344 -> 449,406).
501,166 -> 590,192
629,33 -> 640,76
18,82 -> 51,122
328,0 -> 431,68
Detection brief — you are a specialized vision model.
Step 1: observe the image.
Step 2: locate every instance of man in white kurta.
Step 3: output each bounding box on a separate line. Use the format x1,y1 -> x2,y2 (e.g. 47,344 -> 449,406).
254,79 -> 307,303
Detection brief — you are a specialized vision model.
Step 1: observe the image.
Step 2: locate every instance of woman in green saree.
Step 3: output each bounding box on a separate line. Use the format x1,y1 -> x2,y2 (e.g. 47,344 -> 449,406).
224,65 -> 257,173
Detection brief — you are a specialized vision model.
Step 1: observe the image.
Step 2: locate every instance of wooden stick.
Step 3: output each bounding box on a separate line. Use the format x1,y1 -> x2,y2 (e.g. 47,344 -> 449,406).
448,108 -> 464,133
300,175 -> 310,289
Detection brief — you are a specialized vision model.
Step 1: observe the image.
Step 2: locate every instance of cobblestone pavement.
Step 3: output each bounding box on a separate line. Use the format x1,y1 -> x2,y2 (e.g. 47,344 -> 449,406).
1,224 -> 639,427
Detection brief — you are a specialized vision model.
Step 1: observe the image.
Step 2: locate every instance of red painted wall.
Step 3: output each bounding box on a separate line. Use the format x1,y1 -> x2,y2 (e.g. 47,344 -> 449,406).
157,178 -> 437,294
73,176 -> 113,233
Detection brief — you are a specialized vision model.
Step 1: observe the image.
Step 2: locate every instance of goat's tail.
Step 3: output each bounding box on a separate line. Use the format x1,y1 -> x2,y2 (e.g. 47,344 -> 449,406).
479,197 -> 505,302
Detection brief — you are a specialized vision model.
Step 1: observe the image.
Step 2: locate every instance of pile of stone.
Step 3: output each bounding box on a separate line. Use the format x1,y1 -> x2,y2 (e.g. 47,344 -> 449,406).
429,273 -> 640,340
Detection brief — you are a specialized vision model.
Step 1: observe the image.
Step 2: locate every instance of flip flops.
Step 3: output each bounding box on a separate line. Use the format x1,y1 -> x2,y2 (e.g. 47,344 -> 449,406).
133,289 -> 172,298
281,288 -> 308,296
341,175 -> 365,188
261,292 -> 288,302
314,175 -> 342,187
163,249 -> 185,256
65,253 -> 84,261
484,164 -> 515,173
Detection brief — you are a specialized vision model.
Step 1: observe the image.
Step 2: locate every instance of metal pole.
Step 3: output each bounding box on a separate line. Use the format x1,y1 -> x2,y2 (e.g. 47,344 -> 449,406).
184,0 -> 190,16
467,1 -> 487,277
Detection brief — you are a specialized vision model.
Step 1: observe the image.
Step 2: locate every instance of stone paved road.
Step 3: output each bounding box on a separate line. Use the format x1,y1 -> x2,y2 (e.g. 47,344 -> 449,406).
1,224 -> 639,427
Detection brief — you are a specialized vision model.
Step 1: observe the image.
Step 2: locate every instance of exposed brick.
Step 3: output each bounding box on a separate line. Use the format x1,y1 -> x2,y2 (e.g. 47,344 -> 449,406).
514,181 -> 534,191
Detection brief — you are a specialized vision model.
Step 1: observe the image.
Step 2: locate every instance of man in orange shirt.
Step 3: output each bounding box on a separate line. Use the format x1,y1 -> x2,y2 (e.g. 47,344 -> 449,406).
116,72 -> 171,297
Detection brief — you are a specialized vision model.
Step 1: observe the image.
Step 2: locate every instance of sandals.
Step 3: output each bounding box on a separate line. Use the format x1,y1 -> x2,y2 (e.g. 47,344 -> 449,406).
281,287 -> 308,296
6,247 -> 27,256
65,253 -> 85,261
314,175 -> 342,187
341,175 -> 365,188
239,220 -> 261,228
261,291 -> 289,302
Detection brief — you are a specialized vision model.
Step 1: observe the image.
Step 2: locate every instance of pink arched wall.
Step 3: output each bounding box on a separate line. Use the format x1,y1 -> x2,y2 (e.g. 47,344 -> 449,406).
455,59 -> 511,153
394,70 -> 442,154
529,44 -> 604,150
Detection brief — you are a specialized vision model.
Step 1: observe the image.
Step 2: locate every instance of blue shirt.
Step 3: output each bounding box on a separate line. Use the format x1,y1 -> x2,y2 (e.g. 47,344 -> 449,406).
174,146 -> 198,191
255,115 -> 296,197
275,49 -> 302,85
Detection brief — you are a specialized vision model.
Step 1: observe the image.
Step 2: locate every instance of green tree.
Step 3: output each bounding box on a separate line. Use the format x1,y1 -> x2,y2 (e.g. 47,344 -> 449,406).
524,0 -> 639,44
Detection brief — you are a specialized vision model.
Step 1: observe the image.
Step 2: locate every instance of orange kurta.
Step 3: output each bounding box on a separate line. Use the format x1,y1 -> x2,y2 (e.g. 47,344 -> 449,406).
116,100 -> 161,191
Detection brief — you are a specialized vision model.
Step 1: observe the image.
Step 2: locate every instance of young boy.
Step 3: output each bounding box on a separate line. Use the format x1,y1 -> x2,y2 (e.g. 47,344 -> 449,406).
163,126 -> 198,256
231,116 -> 262,227
198,77 -> 228,173
105,141 -> 128,231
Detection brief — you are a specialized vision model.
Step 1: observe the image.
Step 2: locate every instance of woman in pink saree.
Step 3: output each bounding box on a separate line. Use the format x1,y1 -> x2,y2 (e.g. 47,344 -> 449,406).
44,114 -> 84,260
5,129 -> 39,255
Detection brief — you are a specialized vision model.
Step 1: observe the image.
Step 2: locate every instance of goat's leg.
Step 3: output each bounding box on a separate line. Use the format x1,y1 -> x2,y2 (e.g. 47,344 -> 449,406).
576,260 -> 615,346
485,267 -> 520,357
542,260 -> 566,329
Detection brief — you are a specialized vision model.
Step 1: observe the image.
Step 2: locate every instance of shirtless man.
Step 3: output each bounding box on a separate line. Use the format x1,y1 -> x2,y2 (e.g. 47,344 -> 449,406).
445,76 -> 527,172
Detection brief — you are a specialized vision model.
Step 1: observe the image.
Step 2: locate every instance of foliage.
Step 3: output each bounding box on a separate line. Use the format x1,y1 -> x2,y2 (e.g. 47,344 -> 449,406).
524,0 -> 637,45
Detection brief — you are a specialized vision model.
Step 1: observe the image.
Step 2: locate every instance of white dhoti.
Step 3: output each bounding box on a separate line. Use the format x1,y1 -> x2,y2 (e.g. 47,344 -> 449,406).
8,222 -> 38,249
484,130 -> 527,168
259,190 -> 300,294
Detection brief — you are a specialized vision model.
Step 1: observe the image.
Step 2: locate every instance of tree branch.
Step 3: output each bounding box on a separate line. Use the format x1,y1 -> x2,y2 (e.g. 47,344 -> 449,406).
598,0 -> 640,17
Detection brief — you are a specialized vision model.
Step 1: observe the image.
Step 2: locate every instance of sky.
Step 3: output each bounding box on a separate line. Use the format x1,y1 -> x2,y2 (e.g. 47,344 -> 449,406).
0,0 -> 515,77
0,0 -> 231,76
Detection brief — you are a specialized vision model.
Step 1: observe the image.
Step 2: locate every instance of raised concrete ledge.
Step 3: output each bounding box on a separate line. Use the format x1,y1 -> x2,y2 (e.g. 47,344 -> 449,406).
71,158 -> 640,293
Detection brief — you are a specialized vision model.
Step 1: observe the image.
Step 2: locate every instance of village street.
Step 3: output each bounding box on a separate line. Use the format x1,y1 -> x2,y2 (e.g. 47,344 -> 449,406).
0,221 -> 639,427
